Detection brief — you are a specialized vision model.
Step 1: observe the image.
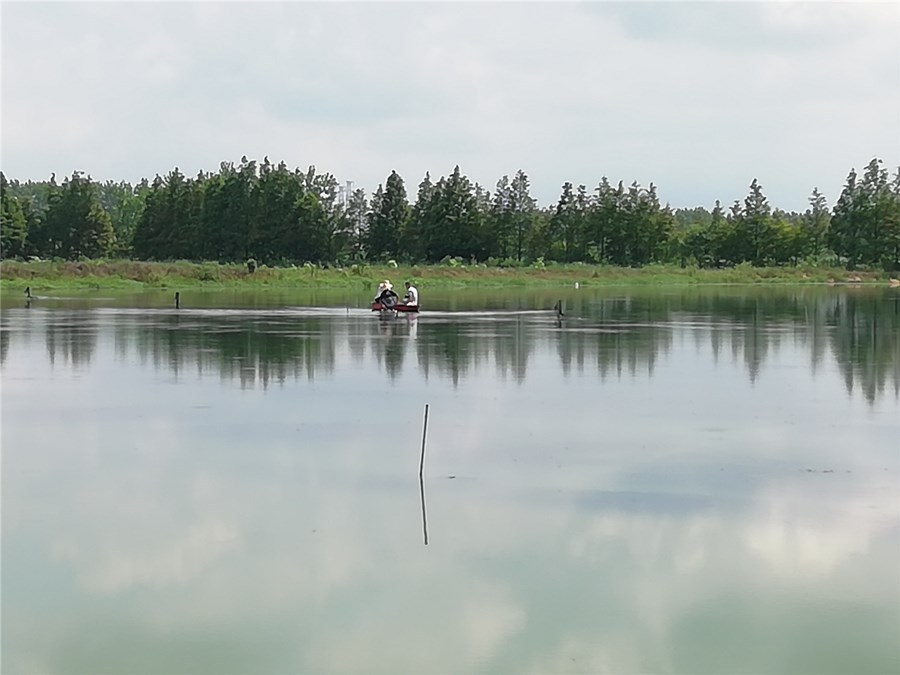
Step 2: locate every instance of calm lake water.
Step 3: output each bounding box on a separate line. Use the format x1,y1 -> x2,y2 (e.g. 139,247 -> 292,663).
2,285 -> 898,675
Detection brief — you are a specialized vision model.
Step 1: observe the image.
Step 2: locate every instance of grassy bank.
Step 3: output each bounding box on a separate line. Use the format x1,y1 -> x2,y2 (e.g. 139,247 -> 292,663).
0,259 -> 894,293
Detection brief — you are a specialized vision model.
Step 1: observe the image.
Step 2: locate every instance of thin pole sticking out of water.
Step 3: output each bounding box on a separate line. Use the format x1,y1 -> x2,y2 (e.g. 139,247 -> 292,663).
419,403 -> 429,479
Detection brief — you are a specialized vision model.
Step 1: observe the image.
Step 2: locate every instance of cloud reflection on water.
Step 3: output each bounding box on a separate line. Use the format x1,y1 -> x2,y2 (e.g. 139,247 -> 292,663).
1,287 -> 898,674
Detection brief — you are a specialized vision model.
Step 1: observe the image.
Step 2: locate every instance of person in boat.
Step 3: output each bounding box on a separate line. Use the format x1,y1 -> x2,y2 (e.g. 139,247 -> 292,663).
374,280 -> 399,307
402,281 -> 419,306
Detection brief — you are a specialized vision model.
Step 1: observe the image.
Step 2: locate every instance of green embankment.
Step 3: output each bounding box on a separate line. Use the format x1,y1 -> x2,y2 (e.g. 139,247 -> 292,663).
0,259 -> 893,293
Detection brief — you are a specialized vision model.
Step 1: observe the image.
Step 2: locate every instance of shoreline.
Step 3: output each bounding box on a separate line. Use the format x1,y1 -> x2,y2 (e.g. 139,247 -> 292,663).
0,259 -> 895,292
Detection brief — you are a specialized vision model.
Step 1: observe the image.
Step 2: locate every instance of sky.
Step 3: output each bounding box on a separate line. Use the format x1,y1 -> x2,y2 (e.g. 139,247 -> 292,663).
1,1 -> 898,212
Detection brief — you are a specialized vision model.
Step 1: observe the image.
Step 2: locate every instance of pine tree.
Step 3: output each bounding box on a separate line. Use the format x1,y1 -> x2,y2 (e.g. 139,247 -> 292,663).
800,187 -> 830,260
41,172 -> 115,259
509,170 -> 536,263
425,166 -> 483,262
549,182 -> 578,262
81,202 -> 116,257
742,178 -> 774,265
586,177 -> 616,264
829,168 -> 862,266
489,175 -> 513,261
406,173 -> 436,262
133,169 -> 199,260
366,171 -> 409,260
253,160 -> 304,264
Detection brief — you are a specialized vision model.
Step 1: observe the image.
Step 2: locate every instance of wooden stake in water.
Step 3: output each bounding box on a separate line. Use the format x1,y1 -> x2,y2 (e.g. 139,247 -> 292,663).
419,403 -> 429,479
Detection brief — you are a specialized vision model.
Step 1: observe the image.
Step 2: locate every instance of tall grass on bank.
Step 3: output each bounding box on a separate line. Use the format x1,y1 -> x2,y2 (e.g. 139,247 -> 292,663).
0,259 -> 891,292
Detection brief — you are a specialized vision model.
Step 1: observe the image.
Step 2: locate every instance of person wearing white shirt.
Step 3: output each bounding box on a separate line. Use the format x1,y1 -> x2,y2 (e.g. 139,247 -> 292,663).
403,281 -> 419,306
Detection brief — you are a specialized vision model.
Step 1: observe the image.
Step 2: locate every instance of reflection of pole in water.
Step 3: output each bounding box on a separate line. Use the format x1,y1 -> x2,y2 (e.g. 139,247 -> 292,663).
554,299 -> 564,328
419,474 -> 429,545
419,403 -> 430,545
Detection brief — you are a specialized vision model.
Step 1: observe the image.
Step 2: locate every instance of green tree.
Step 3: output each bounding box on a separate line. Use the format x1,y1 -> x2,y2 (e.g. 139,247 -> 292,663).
253,159 -> 304,264
97,179 -> 147,257
422,166 -> 485,262
42,172 -> 115,259
486,171 -> 536,263
886,168 -> 900,270
366,170 -> 408,260
20,195 -> 44,258
799,187 -> 831,260
829,168 -> 862,266
769,210 -> 801,265
634,183 -> 673,264
524,207 -> 553,262
724,199 -> 749,264
473,182 -> 493,259
300,166 -> 341,262
488,175 -> 514,261
707,200 -> 735,265
585,177 -> 616,264
509,170 -> 536,263
827,160 -> 899,268
333,187 -> 368,263
0,172 -> 28,258
603,181 -> 631,265
405,172 -> 436,262
680,221 -> 713,267
40,174 -> 68,257
292,191 -> 330,262
742,178 -> 774,265
199,157 -> 257,262
81,202 -> 116,258
856,158 -> 900,269
549,182 -> 583,262
133,169 -> 200,260
673,206 -> 712,232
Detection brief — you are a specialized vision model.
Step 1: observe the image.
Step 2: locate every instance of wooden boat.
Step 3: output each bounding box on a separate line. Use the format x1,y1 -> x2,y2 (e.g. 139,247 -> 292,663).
372,301 -> 419,313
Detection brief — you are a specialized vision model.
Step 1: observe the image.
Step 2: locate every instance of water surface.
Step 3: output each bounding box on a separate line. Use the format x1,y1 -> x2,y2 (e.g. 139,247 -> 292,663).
2,286 -> 898,674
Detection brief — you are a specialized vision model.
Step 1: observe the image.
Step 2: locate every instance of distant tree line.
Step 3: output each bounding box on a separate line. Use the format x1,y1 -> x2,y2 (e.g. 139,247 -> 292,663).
2,156 -> 898,270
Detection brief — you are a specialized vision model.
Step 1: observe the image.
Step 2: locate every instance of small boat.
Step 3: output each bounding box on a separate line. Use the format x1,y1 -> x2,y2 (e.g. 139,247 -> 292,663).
371,281 -> 419,313
372,301 -> 419,313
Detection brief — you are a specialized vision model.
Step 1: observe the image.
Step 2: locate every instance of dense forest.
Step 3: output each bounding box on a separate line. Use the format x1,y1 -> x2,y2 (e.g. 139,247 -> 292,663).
1,157 -> 898,270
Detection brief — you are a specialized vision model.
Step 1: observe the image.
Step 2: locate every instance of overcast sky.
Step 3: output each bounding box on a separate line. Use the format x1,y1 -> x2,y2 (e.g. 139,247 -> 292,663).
2,1 -> 898,211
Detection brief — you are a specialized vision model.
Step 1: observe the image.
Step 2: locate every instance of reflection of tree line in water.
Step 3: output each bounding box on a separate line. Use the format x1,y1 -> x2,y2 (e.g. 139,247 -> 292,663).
121,316 -> 341,388
3,289 -> 897,402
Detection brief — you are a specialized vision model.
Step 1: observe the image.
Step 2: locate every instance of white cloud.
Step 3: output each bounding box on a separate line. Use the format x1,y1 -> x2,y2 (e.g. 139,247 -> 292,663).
52,518 -> 241,592
3,2 -> 898,209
